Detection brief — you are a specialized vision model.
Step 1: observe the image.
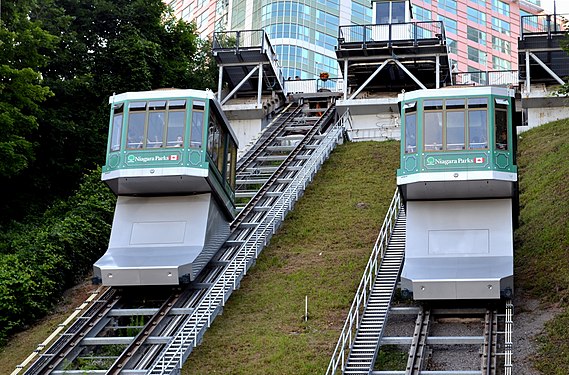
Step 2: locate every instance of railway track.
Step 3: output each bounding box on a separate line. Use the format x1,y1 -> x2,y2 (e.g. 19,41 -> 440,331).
16,99 -> 343,374
375,301 -> 514,375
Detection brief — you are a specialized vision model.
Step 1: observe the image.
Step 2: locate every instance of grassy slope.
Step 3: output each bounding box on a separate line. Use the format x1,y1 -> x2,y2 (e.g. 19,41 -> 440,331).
515,118 -> 569,374
183,141 -> 400,374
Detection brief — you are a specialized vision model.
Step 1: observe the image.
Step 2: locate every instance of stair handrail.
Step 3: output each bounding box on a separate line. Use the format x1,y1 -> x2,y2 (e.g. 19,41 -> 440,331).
326,188 -> 401,375
149,110 -> 351,374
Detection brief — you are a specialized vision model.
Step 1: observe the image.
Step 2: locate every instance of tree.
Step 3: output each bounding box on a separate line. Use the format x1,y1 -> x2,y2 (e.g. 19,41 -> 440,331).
0,0 -> 217,221
0,1 -> 55,179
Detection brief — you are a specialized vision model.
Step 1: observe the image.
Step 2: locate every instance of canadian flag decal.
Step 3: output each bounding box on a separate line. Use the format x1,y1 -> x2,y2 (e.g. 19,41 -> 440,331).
474,157 -> 485,163
169,154 -> 179,161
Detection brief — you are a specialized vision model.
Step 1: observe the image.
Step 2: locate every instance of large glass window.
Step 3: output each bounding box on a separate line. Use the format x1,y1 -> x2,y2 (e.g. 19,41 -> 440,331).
190,101 -> 205,148
376,1 -> 405,24
147,101 -> 166,148
492,36 -> 511,55
111,104 -> 123,152
495,98 -> 509,150
226,141 -> 237,189
467,7 -> 486,25
467,26 -> 486,46
413,5 -> 431,21
127,101 -> 146,149
166,100 -> 186,147
467,98 -> 488,149
492,0 -> 509,16
439,0 -> 457,14
422,98 -> 490,151
492,17 -> 510,35
445,99 -> 465,150
404,102 -> 417,153
467,46 -> 486,65
424,100 -> 443,151
438,15 -> 457,35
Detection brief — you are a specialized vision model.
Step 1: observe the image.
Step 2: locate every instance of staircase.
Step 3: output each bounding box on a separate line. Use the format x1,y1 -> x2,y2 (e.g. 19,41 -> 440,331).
343,209 -> 406,374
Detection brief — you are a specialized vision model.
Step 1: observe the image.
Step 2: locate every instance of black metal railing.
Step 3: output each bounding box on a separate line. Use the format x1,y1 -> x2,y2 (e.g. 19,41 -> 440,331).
338,21 -> 445,48
213,29 -> 266,51
521,14 -> 569,39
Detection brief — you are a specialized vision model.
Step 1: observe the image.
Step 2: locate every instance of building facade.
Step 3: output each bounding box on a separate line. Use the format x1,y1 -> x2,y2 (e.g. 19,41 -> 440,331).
411,0 -> 544,84
166,0 -> 544,83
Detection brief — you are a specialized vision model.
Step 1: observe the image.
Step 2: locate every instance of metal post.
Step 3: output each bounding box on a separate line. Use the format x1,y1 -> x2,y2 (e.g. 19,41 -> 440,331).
525,50 -> 531,93
217,66 -> 223,102
343,59 -> 349,100
257,62 -> 263,107
435,54 -> 440,88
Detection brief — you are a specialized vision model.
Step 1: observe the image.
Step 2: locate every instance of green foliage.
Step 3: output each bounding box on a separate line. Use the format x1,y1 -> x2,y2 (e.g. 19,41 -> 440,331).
0,0 -> 217,221
0,168 -> 115,345
0,1 -> 55,178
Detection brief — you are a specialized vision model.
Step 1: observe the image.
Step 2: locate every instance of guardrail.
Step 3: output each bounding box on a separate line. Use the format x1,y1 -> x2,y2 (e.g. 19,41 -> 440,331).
521,13 -> 569,39
338,20 -> 445,48
213,29 -> 286,95
326,188 -> 401,375
453,70 -> 519,87
284,78 -> 344,94
149,111 -> 351,374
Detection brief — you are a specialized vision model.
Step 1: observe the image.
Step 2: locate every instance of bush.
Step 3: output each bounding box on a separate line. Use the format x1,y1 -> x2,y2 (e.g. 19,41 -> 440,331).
0,168 -> 115,344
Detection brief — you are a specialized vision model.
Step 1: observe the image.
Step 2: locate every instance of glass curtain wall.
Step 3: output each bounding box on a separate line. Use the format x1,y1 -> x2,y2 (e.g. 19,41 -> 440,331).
230,0 -> 371,79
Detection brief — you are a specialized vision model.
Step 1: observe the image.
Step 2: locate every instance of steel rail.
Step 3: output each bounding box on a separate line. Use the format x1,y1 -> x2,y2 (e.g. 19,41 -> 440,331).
231,104 -> 335,229
105,293 -> 182,374
236,103 -> 298,173
22,288 -> 120,375
406,308 -> 431,375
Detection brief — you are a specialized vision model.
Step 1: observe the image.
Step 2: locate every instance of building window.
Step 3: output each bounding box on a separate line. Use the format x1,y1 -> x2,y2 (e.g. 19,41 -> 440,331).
492,56 -> 511,70
447,37 -> 458,54
467,7 -> 486,25
438,15 -> 457,35
413,5 -> 431,21
492,0 -> 509,17
438,0 -> 457,14
492,17 -> 510,36
467,26 -> 486,46
469,0 -> 486,6
467,46 -> 486,65
376,1 -> 406,24
491,36 -> 511,55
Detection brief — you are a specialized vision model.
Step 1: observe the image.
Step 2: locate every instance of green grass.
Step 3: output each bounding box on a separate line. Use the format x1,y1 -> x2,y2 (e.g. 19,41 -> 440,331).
515,118 -> 569,374
182,141 -> 400,374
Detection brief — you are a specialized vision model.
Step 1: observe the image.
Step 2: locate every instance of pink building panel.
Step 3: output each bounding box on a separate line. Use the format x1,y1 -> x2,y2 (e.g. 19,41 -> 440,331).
412,0 -> 541,74
164,0 -> 222,38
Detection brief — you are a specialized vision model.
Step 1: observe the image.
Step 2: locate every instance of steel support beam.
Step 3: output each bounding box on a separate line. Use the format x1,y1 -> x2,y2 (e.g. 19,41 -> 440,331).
257,62 -> 263,107
393,59 -> 428,90
529,51 -> 566,85
220,65 -> 260,105
348,60 -> 390,100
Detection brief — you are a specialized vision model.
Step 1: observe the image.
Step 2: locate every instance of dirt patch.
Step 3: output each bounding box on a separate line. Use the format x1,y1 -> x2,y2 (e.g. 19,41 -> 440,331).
513,291 -> 561,375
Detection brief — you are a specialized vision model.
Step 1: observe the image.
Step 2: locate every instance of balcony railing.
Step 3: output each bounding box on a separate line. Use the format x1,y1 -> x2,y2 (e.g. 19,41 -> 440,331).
521,14 -> 569,39
284,78 -> 343,94
338,21 -> 446,48
453,70 -> 519,87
